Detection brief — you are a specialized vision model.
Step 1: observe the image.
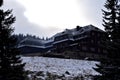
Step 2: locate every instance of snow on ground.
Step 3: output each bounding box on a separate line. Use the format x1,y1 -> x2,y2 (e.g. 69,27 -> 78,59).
22,57 -> 99,76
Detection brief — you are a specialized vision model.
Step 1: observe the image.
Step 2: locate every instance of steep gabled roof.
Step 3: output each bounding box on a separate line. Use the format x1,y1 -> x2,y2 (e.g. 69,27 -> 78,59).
53,25 -> 104,37
18,37 -> 54,48
18,25 -> 104,49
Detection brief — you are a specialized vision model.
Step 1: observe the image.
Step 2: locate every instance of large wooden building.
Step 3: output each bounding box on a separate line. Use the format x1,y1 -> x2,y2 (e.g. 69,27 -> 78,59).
52,25 -> 107,60
53,25 -> 106,53
19,25 -> 107,59
18,37 -> 53,54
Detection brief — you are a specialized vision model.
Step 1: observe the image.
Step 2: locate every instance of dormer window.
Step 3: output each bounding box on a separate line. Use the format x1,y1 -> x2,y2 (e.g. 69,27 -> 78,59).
79,29 -> 84,32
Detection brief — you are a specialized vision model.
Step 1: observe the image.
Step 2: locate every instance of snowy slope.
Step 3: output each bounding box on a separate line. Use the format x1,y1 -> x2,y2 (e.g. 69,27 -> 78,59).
22,57 -> 99,76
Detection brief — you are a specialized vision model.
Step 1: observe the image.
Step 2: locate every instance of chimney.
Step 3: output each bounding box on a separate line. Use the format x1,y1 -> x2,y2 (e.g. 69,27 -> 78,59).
76,25 -> 81,31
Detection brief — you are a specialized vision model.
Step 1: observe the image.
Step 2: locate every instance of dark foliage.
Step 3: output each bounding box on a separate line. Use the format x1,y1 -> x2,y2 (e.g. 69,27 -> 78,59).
0,1 -> 27,80
14,34 -> 41,43
0,0 -> 3,7
93,0 -> 120,80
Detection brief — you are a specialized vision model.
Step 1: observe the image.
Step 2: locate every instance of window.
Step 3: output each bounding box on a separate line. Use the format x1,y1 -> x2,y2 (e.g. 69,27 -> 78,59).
91,40 -> 94,43
92,32 -> 95,36
91,47 -> 95,52
98,33 -> 100,37
103,49 -> 107,53
98,41 -> 100,44
82,46 -> 87,51
98,48 -> 100,53
79,29 -> 84,32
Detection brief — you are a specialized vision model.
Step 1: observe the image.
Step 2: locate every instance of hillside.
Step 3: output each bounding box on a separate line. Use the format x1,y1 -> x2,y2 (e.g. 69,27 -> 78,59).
22,57 -> 99,80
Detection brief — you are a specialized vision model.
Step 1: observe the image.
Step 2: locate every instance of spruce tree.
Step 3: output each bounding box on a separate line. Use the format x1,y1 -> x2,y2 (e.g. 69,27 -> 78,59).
102,0 -> 117,40
116,1 -> 120,40
94,0 -> 120,80
0,1 -> 26,80
0,0 -> 3,7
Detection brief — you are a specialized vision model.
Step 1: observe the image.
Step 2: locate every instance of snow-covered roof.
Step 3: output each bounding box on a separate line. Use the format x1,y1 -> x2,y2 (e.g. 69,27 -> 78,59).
53,39 -> 73,44
83,24 -> 104,32
18,37 -> 53,48
53,29 -> 73,38
53,25 -> 104,37
18,25 -> 104,49
18,45 -> 46,49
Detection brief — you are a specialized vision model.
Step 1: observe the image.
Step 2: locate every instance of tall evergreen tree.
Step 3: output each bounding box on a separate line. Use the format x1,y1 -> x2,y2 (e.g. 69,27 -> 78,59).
94,0 -> 120,80
102,0 -> 118,40
0,1 -> 26,80
116,1 -> 120,40
0,0 -> 3,7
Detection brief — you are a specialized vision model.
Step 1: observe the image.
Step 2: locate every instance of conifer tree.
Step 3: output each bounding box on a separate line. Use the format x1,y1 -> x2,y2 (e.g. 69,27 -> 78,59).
0,1 -> 26,80
0,0 -> 3,7
102,0 -> 117,40
94,0 -> 120,80
116,1 -> 120,40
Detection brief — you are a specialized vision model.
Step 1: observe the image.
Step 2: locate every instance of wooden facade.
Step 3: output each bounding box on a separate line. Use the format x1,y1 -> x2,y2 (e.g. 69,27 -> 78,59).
19,25 -> 107,60
52,25 -> 107,60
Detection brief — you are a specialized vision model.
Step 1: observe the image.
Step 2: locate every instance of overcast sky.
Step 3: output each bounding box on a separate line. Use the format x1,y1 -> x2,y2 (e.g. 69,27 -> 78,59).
2,0 -> 105,37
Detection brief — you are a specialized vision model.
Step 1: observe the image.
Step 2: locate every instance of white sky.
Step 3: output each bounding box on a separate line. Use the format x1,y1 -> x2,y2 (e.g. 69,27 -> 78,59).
17,0 -> 89,29
2,0 -> 105,37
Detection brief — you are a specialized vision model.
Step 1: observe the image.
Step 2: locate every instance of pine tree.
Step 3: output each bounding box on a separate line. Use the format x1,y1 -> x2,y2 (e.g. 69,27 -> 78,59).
94,0 -> 120,80
0,1 -> 26,80
116,1 -> 120,40
102,0 -> 118,40
0,0 -> 3,7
